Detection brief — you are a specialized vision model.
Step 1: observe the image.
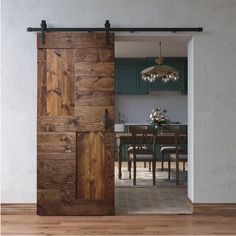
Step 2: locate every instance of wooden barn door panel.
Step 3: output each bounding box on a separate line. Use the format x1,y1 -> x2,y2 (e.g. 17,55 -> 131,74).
37,32 -> 114,215
38,49 -> 75,116
76,132 -> 114,200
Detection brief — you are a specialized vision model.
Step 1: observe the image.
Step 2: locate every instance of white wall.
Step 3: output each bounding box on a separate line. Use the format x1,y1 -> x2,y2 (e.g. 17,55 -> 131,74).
116,91 -> 187,124
1,0 -> 236,203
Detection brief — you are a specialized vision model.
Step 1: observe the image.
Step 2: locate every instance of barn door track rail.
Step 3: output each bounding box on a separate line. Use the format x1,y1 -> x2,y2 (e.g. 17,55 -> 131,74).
27,20 -> 203,45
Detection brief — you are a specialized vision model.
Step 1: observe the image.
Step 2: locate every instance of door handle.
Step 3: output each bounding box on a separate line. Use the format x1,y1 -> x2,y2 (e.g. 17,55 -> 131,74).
104,109 -> 109,130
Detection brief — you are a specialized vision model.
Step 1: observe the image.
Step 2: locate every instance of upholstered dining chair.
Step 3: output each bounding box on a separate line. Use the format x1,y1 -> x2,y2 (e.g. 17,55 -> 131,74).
168,128 -> 188,185
160,125 -> 187,171
128,126 -> 157,185
127,126 -> 151,170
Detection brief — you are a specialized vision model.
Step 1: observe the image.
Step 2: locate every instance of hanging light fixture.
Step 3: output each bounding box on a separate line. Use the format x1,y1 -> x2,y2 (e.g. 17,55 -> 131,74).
141,42 -> 179,83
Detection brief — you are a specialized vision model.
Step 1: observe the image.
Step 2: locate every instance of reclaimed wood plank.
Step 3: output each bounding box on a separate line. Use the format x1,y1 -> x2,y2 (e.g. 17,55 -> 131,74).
37,49 -> 47,116
37,160 -> 76,175
76,132 -> 91,199
37,199 -> 114,216
75,48 -> 114,62
90,132 -> 105,200
38,116 -> 77,132
75,106 -> 114,131
46,49 -> 75,116
38,174 -> 76,189
76,76 -> 114,92
38,153 -> 75,160
75,62 -> 114,77
38,132 -> 75,145
75,91 -> 114,106
103,132 -> 115,200
37,32 -> 114,49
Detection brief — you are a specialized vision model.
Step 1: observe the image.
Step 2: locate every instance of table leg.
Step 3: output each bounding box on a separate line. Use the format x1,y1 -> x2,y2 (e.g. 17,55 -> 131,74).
118,144 -> 122,179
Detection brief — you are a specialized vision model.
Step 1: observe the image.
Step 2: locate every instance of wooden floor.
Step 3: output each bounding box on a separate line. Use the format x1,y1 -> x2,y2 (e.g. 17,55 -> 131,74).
2,204 -> 236,235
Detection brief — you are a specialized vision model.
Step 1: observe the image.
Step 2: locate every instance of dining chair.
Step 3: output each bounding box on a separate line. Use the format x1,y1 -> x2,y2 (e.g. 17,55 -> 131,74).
127,126 -> 151,170
128,126 -> 157,185
160,125 -> 181,171
168,128 -> 187,185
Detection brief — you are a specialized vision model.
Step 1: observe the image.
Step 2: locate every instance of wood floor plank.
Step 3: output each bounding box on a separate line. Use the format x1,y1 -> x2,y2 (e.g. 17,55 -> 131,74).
1,204 -> 236,235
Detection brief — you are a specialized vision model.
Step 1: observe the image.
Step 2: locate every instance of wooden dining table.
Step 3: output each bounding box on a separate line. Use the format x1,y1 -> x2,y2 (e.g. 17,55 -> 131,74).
116,133 -> 177,179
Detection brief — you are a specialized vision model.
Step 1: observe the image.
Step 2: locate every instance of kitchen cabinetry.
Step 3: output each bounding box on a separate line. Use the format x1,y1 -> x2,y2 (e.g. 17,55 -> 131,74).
115,58 -> 148,95
115,57 -> 187,95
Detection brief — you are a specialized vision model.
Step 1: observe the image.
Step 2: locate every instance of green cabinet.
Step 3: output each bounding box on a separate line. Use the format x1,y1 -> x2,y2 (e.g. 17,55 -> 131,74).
115,58 -> 148,95
147,57 -> 187,94
115,57 -> 187,95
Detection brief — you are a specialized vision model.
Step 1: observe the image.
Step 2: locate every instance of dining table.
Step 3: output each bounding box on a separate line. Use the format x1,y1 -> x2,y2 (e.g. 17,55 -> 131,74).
116,132 -> 178,179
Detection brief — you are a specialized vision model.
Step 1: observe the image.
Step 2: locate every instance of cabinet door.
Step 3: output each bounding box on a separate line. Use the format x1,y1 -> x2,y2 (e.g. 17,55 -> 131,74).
115,59 -> 148,95
148,58 -> 187,93
37,32 -> 115,216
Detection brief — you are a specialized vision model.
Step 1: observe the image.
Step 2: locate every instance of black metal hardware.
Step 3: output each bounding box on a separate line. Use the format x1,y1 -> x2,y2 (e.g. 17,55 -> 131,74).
27,20 -> 203,35
104,20 -> 111,45
104,109 -> 109,130
40,20 -> 47,45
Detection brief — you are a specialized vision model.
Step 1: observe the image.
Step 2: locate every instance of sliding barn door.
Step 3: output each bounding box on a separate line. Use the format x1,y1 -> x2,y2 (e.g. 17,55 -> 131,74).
37,33 -> 115,215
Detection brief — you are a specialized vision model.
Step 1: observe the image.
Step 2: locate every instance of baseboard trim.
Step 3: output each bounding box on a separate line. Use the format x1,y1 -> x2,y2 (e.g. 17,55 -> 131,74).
187,198 -> 236,215
1,203 -> 36,215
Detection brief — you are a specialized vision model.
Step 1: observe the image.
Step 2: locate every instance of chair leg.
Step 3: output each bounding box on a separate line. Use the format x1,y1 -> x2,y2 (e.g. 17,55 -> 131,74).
144,161 -> 146,168
168,159 -> 171,180
161,152 -> 164,171
128,160 -> 131,179
152,160 -> 156,185
133,161 -> 136,185
183,161 -> 185,172
149,161 -> 151,171
176,160 -> 179,185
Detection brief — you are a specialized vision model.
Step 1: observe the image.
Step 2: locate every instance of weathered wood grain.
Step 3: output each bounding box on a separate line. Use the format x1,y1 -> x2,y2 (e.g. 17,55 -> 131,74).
37,132 -> 76,153
76,76 -> 114,92
76,91 -> 114,106
103,132 -> 115,200
75,106 -> 114,131
89,132 -> 105,200
37,199 -> 114,216
38,132 -> 75,144
75,62 -> 114,77
38,174 -> 76,189
37,160 -> 75,175
76,132 -> 91,199
38,189 -> 76,201
37,144 -> 76,154
37,32 -> 115,216
76,132 -> 114,201
75,48 -> 114,62
46,49 -> 75,116
38,153 -> 75,160
37,32 -> 114,49
38,116 -> 77,132
37,49 -> 47,116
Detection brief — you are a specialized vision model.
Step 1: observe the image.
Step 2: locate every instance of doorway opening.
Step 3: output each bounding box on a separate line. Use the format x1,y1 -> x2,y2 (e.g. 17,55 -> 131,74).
114,35 -> 192,214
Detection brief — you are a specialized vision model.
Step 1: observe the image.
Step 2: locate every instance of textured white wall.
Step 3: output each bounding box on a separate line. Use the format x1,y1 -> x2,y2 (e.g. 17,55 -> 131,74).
1,0 -> 236,203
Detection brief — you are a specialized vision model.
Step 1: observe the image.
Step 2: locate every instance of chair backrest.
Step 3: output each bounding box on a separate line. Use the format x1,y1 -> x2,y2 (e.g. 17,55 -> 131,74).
130,126 -> 157,153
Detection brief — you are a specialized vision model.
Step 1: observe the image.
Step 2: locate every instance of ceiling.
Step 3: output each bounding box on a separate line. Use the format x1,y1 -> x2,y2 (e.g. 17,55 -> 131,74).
115,35 -> 190,58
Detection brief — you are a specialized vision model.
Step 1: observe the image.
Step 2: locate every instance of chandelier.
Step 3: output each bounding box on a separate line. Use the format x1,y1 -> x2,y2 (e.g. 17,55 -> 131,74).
141,42 -> 179,83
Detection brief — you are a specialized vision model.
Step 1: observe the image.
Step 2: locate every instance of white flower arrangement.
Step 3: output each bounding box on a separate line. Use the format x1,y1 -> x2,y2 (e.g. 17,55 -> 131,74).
150,108 -> 169,128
